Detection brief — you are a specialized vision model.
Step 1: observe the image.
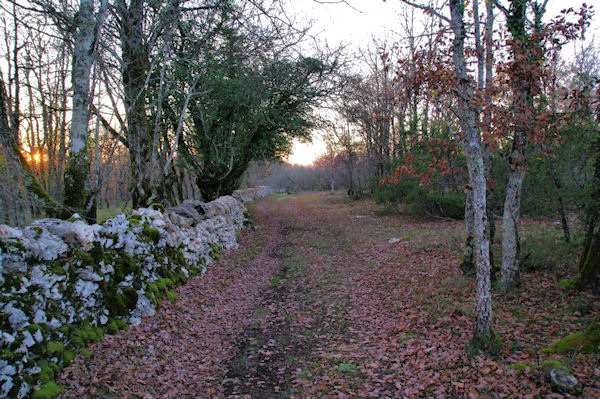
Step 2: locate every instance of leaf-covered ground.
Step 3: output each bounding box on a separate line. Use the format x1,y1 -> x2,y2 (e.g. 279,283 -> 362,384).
58,193 -> 600,398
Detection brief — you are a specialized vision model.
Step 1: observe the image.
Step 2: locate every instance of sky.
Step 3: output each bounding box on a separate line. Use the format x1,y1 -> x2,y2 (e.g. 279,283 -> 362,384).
285,0 -> 401,165
284,0 -> 600,166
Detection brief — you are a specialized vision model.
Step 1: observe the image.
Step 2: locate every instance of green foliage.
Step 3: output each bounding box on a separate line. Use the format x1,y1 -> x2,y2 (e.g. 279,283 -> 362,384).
519,228 -> 582,273
376,181 -> 465,220
89,241 -> 104,263
162,5 -> 335,200
406,191 -> 465,220
495,120 -> 595,219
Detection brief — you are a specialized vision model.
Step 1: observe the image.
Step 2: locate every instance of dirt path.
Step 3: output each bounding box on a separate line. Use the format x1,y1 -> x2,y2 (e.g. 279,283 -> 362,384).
58,193 -> 600,398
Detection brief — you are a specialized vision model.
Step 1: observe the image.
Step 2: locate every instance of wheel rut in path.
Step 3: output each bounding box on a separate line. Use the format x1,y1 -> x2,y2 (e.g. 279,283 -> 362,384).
221,201 -> 366,399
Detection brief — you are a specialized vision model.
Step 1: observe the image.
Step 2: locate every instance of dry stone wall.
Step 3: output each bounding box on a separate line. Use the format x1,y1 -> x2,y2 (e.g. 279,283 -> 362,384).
0,188 -> 276,398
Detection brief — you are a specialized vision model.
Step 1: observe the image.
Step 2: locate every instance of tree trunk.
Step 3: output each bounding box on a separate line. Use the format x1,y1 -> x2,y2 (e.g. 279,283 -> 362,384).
450,0 -> 492,341
499,163 -> 525,291
461,188 -> 475,275
63,0 -> 96,219
499,0 -> 534,293
576,135 -> 600,290
119,0 -> 151,209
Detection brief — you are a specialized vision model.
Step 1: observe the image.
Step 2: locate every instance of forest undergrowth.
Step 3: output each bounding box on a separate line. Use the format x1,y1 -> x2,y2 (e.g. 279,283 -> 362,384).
58,192 -> 599,398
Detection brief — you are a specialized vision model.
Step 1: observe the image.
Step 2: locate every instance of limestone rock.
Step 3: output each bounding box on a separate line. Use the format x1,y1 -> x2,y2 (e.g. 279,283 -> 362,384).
547,368 -> 582,394
31,218 -> 96,251
166,200 -> 206,226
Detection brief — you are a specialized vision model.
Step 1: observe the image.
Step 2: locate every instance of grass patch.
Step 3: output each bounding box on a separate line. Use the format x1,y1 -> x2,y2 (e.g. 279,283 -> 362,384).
97,202 -> 132,223
270,274 -> 282,287
337,363 -> 358,373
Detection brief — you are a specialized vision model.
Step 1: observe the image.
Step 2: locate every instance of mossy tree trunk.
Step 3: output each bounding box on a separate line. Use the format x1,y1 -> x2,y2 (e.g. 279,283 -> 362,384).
62,0 -> 97,221
576,135 -> 600,290
118,0 -> 152,209
499,0 -> 542,294
461,189 -> 476,274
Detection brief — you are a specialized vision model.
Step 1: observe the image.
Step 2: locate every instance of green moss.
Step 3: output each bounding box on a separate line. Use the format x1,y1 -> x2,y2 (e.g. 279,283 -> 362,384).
540,359 -> 569,371
0,238 -> 26,252
74,249 -> 94,266
466,330 -> 502,358
209,242 -> 222,260
105,319 -> 119,334
89,241 -> 105,263
122,287 -> 138,309
104,318 -> 128,335
26,324 -> 43,334
507,363 -> 528,371
128,215 -> 141,226
165,246 -> 187,267
108,250 -> 138,283
69,323 -> 104,348
39,366 -> 54,384
63,350 -> 74,365
142,225 -> 161,243
157,277 -> 174,291
166,290 -> 178,302
80,348 -> 91,358
115,318 -> 128,331
128,214 -> 142,222
543,317 -> 600,353
45,342 -> 64,356
559,275 -> 579,290
47,261 -> 67,276
31,381 -> 62,399
150,203 -> 165,211
104,291 -> 128,317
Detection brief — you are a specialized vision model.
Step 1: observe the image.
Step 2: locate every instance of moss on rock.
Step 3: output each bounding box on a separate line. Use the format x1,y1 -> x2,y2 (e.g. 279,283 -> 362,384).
142,225 -> 160,243
150,203 -> 165,211
209,242 -> 222,260
31,381 -> 62,399
46,342 -> 64,356
543,317 -> 600,354
541,359 -> 569,371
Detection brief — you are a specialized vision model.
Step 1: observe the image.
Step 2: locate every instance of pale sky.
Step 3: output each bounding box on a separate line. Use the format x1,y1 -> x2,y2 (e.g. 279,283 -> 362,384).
285,0 -> 401,166
284,0 -> 600,166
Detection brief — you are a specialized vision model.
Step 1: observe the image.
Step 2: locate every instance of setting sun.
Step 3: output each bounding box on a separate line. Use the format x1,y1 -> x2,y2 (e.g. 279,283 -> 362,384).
25,151 -> 47,164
